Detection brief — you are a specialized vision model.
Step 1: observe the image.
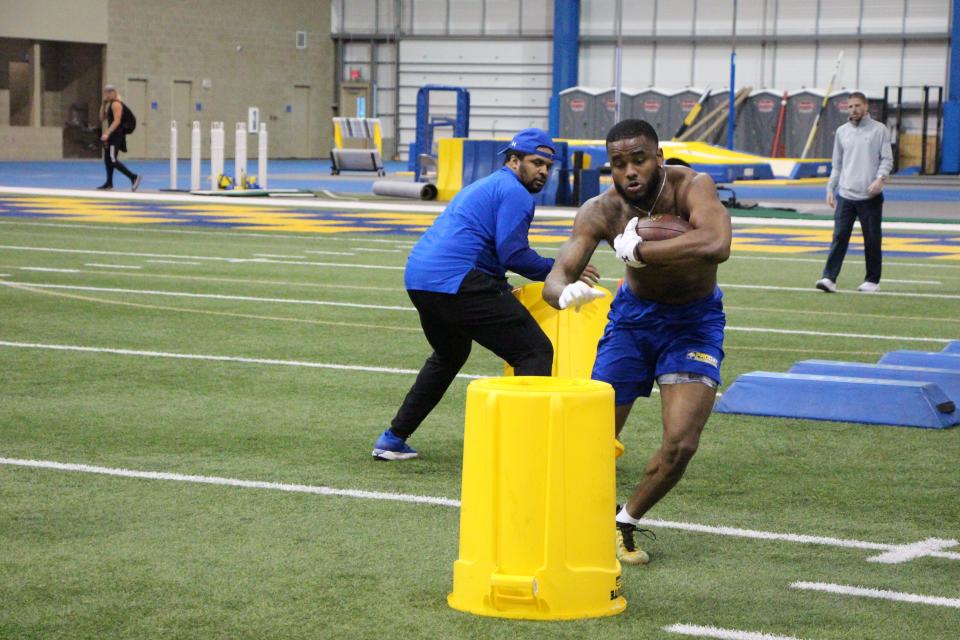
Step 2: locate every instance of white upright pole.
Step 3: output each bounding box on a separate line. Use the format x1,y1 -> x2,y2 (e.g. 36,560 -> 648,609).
258,123 -> 268,189
169,121 -> 178,190
190,121 -> 201,192
210,122 -> 225,190
235,122 -> 247,189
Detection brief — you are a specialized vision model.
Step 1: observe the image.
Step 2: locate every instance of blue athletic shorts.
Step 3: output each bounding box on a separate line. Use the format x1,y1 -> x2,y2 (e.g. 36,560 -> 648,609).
591,284 -> 726,406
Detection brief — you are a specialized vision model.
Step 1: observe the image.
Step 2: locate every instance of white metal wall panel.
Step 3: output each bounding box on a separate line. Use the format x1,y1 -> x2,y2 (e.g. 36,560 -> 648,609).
342,0 -> 378,33
622,44 -> 656,87
861,0 -> 907,33
656,0 -> 695,35
579,44 -> 617,87
901,41 -> 949,86
485,0 -> 522,34
775,3 -> 817,34
654,46 -> 693,86
904,0 -> 950,32
817,0 -> 862,35
621,0 -> 656,36
736,0 -> 770,35
858,43 -> 904,93
521,0 -> 553,34
581,0 -> 617,36
773,43 -> 817,88
448,2 -> 484,35
695,1 -> 734,36
411,0 -> 447,34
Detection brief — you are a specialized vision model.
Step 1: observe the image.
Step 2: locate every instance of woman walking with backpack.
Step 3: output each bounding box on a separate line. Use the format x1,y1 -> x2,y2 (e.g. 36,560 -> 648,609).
98,84 -> 141,191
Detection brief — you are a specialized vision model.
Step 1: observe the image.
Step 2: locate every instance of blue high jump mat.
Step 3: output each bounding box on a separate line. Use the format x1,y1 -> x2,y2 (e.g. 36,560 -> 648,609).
942,340 -> 960,354
715,372 -> 959,429
879,351 -> 960,371
788,360 -> 960,403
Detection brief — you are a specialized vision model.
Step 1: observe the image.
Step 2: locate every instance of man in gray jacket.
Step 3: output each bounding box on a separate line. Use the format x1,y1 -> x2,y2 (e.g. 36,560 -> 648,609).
816,92 -> 893,293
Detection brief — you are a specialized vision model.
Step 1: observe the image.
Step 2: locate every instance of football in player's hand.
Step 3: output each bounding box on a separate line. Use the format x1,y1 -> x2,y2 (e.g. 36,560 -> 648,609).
635,214 -> 691,241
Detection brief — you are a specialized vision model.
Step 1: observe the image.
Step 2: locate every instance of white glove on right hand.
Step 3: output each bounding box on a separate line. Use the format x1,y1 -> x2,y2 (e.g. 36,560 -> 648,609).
613,216 -> 645,268
558,281 -> 606,312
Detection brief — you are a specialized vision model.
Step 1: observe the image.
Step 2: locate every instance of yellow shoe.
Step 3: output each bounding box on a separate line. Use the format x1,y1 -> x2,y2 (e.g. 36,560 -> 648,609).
614,439 -> 625,459
616,521 -> 652,565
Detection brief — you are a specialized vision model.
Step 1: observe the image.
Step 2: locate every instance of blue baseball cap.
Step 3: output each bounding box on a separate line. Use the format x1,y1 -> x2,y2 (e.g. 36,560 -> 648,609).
499,128 -> 558,161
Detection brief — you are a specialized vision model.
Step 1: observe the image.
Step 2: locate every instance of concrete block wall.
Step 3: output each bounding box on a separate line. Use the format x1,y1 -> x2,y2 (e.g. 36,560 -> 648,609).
105,0 -> 334,159
0,126 -> 63,159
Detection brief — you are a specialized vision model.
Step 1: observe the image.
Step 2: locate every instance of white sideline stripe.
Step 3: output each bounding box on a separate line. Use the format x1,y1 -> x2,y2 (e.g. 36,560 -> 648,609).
84,263 -> 141,270
348,248 -> 402,253
790,582 -> 960,609
882,278 -> 941,285
0,245 -> 405,270
1,282 -> 416,312
5,281 -> 951,343
730,255 -> 960,270
0,219 -> 420,246
0,457 -> 461,508
0,452 -> 955,566
0,340 -> 485,380
18,266 -> 80,273
145,259 -> 202,265
664,624 -> 805,640
253,253 -> 306,259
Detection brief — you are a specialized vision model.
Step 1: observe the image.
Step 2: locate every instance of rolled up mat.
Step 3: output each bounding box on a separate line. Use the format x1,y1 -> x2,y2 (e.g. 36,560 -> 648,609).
372,180 -> 438,200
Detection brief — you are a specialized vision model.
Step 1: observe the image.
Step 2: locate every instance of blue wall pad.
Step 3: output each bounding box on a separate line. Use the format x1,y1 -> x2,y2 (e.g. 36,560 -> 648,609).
879,351 -> 960,370
715,372 -> 959,429
942,341 -> 960,354
789,360 -> 960,403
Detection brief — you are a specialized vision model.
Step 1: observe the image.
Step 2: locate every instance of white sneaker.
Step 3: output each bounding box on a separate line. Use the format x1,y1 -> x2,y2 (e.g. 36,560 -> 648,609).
815,278 -> 837,293
857,281 -> 880,293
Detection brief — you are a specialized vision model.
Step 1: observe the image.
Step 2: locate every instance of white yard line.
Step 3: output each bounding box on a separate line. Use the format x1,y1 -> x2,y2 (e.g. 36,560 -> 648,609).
145,259 -> 202,265
790,582 -> 960,609
664,624 -> 806,640
0,457 -> 460,507
730,255 -> 960,270
348,248 -> 402,253
0,245 -> 404,270
84,263 -> 141,270
17,266 -> 80,273
3,281 -> 952,343
253,253 -> 307,259
0,451 -> 955,565
882,278 -> 941,285
719,282 -> 960,301
0,340 -> 484,380
1,283 -> 416,312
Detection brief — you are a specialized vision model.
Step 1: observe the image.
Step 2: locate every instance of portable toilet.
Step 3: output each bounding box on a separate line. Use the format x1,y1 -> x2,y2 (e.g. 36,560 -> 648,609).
629,88 -> 673,140
735,89 -> 784,155
785,89 -> 828,157
559,87 -> 604,140
667,88 -> 706,141
595,87 -> 640,139
701,88 -> 731,145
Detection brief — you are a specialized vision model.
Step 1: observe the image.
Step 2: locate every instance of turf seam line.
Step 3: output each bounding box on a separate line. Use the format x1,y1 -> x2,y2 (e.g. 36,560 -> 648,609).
790,582 -> 960,608
0,454 -> 956,564
663,623 -> 806,640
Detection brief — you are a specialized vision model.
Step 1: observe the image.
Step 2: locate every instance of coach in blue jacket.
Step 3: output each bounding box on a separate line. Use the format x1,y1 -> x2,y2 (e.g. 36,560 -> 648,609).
372,128 -> 599,460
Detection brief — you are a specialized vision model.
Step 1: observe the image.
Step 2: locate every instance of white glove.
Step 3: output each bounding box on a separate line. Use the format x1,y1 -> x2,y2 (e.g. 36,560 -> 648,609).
558,281 -> 606,312
613,216 -> 644,268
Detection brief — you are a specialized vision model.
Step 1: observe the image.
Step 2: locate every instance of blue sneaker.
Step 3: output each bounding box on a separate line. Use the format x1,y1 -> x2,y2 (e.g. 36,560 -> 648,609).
372,429 -> 418,461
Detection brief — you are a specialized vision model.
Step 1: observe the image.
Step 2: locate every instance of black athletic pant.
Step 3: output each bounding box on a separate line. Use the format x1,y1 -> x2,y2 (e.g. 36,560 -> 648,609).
390,269 -> 554,439
822,194 -> 883,284
103,143 -> 137,186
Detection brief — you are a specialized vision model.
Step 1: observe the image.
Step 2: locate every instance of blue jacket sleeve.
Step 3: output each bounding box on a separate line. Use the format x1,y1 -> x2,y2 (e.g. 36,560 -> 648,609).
494,187 -> 555,281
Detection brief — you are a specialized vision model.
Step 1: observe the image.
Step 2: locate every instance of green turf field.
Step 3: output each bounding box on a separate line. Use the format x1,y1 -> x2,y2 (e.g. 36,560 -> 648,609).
1,217 -> 958,639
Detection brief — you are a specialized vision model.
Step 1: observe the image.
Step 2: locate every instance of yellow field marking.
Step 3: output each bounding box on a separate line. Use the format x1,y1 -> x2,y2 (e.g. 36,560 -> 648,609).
1,281 -> 421,332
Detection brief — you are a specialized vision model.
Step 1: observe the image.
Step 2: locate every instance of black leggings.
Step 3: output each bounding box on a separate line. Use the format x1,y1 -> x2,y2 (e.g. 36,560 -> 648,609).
103,144 -> 137,186
390,270 -> 554,439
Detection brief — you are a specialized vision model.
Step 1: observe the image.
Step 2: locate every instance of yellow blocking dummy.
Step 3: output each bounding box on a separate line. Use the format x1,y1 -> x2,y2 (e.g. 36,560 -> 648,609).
448,377 -> 626,620
504,282 -> 612,379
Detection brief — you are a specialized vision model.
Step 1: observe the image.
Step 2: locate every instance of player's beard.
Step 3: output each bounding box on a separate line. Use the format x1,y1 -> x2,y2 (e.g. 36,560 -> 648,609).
614,166 -> 662,208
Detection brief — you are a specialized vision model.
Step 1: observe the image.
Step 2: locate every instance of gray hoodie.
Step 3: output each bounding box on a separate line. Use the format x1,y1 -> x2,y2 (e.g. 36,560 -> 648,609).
827,114 -> 894,201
